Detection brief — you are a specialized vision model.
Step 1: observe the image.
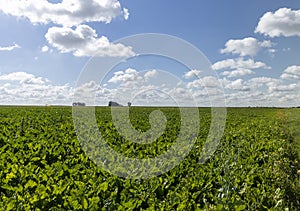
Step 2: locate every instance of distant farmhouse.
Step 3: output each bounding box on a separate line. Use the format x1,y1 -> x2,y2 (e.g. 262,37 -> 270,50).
108,101 -> 122,107
72,102 -> 86,106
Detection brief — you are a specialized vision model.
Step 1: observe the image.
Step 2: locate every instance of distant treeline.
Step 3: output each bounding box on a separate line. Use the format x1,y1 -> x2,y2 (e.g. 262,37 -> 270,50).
108,101 -> 122,107
72,102 -> 86,106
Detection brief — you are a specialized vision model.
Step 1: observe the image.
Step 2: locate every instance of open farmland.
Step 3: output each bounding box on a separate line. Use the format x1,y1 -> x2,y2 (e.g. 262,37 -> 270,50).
0,106 -> 299,210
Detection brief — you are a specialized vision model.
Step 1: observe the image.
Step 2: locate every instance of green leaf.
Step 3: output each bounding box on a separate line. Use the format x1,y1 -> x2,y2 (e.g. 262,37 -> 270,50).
6,200 -> 16,211
82,197 -> 88,209
25,180 -> 37,189
235,205 -> 246,211
100,181 -> 108,192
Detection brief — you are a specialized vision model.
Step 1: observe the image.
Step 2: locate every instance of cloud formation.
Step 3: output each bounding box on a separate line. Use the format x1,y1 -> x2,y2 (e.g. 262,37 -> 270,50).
183,69 -> 202,79
212,58 -> 270,78
221,69 -> 255,78
0,68 -> 299,107
280,65 -> 300,80
0,43 -> 20,51
45,25 -> 135,57
108,68 -> 143,84
0,0 -> 132,57
0,0 -> 128,26
225,79 -> 250,91
0,72 -> 72,105
221,37 -> 272,57
255,8 -> 300,37
41,45 -> 49,53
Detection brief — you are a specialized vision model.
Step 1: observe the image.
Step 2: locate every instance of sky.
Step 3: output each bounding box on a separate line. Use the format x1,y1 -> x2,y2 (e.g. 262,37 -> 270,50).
0,0 -> 299,107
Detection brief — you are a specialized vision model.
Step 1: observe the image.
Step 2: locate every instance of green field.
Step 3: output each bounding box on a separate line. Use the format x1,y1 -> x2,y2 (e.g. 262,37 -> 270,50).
284,108 -> 300,160
0,106 -> 299,210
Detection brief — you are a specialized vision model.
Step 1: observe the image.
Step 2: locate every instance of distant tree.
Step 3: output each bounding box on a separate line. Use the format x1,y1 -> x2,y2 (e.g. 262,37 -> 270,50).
108,101 -> 122,107
128,102 -> 132,107
73,102 -> 86,106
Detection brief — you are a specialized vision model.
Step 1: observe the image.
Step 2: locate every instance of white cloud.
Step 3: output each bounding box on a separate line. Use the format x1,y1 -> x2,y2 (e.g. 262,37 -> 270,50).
108,68 -> 142,84
221,69 -> 255,78
283,65 -> 300,75
0,43 -> 20,51
269,83 -> 298,92
220,37 -> 273,57
212,58 -> 270,70
144,69 -> 157,81
123,8 -> 129,20
0,71 -> 50,85
0,72 -> 35,81
280,65 -> 300,80
0,72 -> 72,105
0,0 -> 127,27
183,69 -> 202,79
214,75 -> 299,107
21,76 -> 46,85
225,79 -> 250,91
249,77 -> 278,87
255,8 -> 300,37
268,49 -> 276,54
1,71 -> 298,107
0,0 -> 132,58
108,68 -> 160,87
280,73 -> 299,80
41,45 -> 49,52
45,25 -> 135,57
187,76 -> 220,88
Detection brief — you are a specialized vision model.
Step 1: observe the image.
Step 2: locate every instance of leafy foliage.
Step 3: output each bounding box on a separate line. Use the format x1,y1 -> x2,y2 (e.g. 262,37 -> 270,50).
0,106 -> 299,210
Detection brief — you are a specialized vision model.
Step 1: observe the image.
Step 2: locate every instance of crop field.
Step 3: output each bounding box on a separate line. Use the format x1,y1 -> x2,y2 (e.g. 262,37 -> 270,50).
0,106 -> 299,210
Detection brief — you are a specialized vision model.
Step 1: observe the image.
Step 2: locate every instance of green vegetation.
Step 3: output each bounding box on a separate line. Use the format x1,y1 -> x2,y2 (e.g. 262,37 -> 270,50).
0,106 -> 299,210
284,108 -> 300,159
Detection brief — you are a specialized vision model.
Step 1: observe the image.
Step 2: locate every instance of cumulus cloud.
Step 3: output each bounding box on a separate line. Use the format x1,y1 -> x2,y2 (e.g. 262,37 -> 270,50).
108,68 -> 143,84
45,25 -> 135,57
269,83 -> 298,92
0,71 -> 50,85
212,58 -> 270,78
0,71 -> 298,107
144,69 -> 157,81
218,73 -> 300,107
41,45 -> 49,52
220,74 -> 300,107
0,0 -> 132,57
187,76 -> 220,88
220,37 -> 273,57
283,65 -> 300,75
0,0 -> 127,26
280,73 -> 299,80
183,69 -> 202,79
225,79 -> 250,91
212,58 -> 270,71
221,69 -> 255,78
0,43 -> 20,51
123,8 -> 129,20
255,8 -> 300,37
0,72 -> 37,82
249,77 -> 278,85
108,68 -> 160,86
0,72 -> 72,105
280,65 -> 300,80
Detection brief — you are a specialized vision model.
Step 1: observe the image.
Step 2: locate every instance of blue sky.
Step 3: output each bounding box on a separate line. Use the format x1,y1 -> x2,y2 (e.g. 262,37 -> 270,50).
0,0 -> 299,106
